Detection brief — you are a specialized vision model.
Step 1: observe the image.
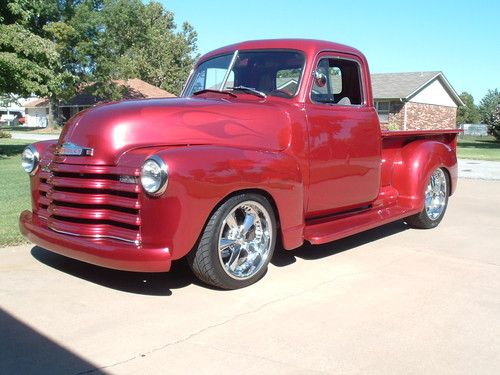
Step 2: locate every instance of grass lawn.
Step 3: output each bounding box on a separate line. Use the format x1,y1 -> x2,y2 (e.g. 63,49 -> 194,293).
457,135 -> 500,161
0,138 -> 37,247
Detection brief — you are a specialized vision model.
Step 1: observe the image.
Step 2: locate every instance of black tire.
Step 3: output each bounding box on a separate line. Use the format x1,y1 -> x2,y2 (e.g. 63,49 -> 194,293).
187,193 -> 277,289
406,168 -> 450,229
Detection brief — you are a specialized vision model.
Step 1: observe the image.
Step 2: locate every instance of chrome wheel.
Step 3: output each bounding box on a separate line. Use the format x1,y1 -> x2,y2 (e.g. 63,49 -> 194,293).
218,201 -> 273,280
425,168 -> 447,220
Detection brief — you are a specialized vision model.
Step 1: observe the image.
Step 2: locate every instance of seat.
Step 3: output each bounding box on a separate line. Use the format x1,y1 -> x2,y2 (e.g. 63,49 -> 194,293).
337,97 -> 351,105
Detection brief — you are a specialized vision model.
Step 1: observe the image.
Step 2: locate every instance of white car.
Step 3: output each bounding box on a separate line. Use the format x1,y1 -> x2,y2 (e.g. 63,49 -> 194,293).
0,112 -> 23,124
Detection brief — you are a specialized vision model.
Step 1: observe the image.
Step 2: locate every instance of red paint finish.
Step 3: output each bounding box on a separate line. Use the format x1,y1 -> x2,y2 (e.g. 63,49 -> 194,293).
19,39 -> 459,273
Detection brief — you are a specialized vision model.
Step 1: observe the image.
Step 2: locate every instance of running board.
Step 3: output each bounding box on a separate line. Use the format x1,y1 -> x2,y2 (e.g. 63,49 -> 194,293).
304,204 -> 419,245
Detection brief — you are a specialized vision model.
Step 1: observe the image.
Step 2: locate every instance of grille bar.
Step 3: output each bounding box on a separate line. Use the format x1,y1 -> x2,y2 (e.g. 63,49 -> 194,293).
48,204 -> 141,226
48,176 -> 139,193
46,190 -> 140,210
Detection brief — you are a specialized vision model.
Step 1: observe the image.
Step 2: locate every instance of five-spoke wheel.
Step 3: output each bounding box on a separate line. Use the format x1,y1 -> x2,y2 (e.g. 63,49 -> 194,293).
188,193 -> 276,289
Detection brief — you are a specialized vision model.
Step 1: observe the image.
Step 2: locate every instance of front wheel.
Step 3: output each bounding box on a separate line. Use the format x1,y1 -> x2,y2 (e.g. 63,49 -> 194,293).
406,167 -> 449,229
187,193 -> 277,289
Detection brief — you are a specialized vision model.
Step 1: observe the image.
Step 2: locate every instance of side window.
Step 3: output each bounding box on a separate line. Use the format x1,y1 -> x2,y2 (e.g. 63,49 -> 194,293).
311,57 -> 363,105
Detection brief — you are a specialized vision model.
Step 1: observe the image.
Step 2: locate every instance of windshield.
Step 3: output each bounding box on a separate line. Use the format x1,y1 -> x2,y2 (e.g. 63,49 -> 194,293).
183,50 -> 306,99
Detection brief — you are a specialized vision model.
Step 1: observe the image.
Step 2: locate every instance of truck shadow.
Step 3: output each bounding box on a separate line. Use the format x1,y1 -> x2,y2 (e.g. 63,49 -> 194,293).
30,220 -> 408,295
0,308 -> 102,374
271,220 -> 409,267
30,246 -> 196,296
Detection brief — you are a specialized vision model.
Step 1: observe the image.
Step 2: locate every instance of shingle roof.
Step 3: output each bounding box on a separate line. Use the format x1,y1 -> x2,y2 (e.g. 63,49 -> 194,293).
113,78 -> 176,99
371,71 -> 441,99
23,98 -> 50,108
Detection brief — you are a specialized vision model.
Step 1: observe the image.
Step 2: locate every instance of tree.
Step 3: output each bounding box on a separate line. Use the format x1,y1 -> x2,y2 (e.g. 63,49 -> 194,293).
54,0 -> 198,99
456,92 -> 480,125
1,0 -> 198,119
0,1 -> 64,98
479,89 -> 500,140
489,106 -> 500,140
91,0 -> 198,97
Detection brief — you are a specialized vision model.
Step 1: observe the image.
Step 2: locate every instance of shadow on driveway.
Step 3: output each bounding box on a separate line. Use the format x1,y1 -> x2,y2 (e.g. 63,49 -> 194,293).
272,220 -> 409,267
0,308 -> 101,374
31,246 -> 196,296
30,220 -> 409,294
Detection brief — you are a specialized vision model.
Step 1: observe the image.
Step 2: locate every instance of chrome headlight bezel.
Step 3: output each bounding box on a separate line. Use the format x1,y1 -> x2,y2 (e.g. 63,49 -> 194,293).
21,145 -> 39,175
140,156 -> 169,196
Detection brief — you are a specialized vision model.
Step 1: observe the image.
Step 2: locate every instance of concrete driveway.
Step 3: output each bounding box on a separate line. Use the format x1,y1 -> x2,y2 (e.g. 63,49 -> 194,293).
1,179 -> 499,375
459,158 -> 500,180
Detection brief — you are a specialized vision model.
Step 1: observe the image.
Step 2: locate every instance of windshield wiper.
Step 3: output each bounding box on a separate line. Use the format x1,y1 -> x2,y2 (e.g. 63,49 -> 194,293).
192,89 -> 237,98
227,86 -> 267,98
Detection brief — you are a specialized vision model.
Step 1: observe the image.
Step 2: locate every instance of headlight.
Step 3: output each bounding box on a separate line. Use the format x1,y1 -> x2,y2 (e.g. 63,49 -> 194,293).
140,156 -> 168,196
21,145 -> 39,175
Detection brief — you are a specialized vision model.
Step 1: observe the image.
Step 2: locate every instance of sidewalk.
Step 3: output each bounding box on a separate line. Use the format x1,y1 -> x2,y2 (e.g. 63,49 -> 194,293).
10,132 -> 59,141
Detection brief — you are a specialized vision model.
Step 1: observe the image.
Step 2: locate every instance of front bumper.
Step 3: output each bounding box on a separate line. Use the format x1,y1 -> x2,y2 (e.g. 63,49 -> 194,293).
19,210 -> 171,272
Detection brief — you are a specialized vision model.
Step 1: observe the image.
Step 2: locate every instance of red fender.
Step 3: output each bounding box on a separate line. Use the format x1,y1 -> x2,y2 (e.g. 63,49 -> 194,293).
391,140 -> 458,211
120,145 -> 305,260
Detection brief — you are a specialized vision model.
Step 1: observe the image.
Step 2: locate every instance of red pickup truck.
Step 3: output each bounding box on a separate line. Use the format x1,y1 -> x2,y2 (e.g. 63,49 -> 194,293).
19,39 -> 458,289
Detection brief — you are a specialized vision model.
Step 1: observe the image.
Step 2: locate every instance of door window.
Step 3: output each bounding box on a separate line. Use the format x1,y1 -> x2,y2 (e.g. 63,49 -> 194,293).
311,57 -> 363,105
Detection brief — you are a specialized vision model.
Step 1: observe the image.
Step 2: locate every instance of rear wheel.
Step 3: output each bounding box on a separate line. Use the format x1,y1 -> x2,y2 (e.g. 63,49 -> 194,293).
406,167 -> 449,229
187,193 -> 276,289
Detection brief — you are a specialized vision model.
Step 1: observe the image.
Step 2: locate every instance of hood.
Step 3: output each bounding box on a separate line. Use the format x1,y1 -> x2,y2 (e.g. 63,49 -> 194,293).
55,97 -> 294,165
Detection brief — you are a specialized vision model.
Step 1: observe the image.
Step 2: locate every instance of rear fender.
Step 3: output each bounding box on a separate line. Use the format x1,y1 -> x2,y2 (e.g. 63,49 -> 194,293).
391,140 -> 457,211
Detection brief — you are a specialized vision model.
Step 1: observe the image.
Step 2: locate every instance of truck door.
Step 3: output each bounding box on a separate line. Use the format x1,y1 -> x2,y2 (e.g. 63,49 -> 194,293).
305,53 -> 381,218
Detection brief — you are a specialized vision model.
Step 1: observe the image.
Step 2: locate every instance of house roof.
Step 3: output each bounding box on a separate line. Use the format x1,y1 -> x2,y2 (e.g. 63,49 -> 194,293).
371,71 -> 464,106
24,79 -> 175,108
113,78 -> 176,99
23,98 -> 50,108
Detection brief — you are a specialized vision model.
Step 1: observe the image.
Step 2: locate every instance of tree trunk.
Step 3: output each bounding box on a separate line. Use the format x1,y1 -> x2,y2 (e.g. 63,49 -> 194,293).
46,97 -> 58,129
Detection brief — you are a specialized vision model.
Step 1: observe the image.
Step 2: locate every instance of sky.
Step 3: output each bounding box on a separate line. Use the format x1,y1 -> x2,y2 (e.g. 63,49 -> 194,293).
161,0 -> 499,104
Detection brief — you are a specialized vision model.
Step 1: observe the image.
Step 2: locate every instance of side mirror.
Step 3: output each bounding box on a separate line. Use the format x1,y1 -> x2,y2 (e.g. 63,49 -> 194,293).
314,70 -> 327,87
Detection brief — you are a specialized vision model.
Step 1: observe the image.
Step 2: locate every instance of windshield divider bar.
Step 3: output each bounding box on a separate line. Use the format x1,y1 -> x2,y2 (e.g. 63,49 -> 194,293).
219,50 -> 239,91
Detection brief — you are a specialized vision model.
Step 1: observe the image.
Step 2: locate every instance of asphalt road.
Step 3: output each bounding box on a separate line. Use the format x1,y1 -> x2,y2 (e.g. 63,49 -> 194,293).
1,179 -> 499,375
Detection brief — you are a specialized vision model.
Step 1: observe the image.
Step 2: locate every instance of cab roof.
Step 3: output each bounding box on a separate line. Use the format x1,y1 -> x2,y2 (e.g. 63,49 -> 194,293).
199,39 -> 365,63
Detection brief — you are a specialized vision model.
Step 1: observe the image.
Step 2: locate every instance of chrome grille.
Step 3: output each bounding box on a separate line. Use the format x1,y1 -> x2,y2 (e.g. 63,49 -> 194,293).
37,163 -> 141,245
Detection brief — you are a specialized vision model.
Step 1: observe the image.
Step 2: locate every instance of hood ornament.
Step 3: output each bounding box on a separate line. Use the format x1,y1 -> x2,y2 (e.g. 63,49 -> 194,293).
55,142 -> 94,156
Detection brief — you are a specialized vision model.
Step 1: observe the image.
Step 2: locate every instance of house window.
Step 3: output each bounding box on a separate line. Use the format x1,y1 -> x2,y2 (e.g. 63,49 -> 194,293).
375,101 -> 390,122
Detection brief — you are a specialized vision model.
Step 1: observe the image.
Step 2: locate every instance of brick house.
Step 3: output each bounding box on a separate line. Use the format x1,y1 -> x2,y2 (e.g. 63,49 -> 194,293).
371,71 -> 464,131
23,78 -> 175,127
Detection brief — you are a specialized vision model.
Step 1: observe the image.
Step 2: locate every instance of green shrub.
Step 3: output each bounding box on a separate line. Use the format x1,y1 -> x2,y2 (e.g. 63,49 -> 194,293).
0,130 -> 12,139
387,122 -> 400,131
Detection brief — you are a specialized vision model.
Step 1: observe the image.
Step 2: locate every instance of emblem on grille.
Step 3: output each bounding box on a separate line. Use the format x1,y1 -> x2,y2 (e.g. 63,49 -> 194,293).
55,142 -> 94,156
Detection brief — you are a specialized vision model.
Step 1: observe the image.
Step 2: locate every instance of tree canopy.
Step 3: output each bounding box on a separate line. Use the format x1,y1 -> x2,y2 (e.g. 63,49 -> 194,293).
0,0 -> 65,97
456,91 -> 480,125
0,0 -> 198,101
479,89 -> 500,140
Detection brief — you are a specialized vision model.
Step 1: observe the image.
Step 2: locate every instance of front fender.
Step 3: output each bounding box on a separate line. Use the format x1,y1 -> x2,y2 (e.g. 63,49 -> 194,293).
391,140 -> 457,211
125,146 -> 305,260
